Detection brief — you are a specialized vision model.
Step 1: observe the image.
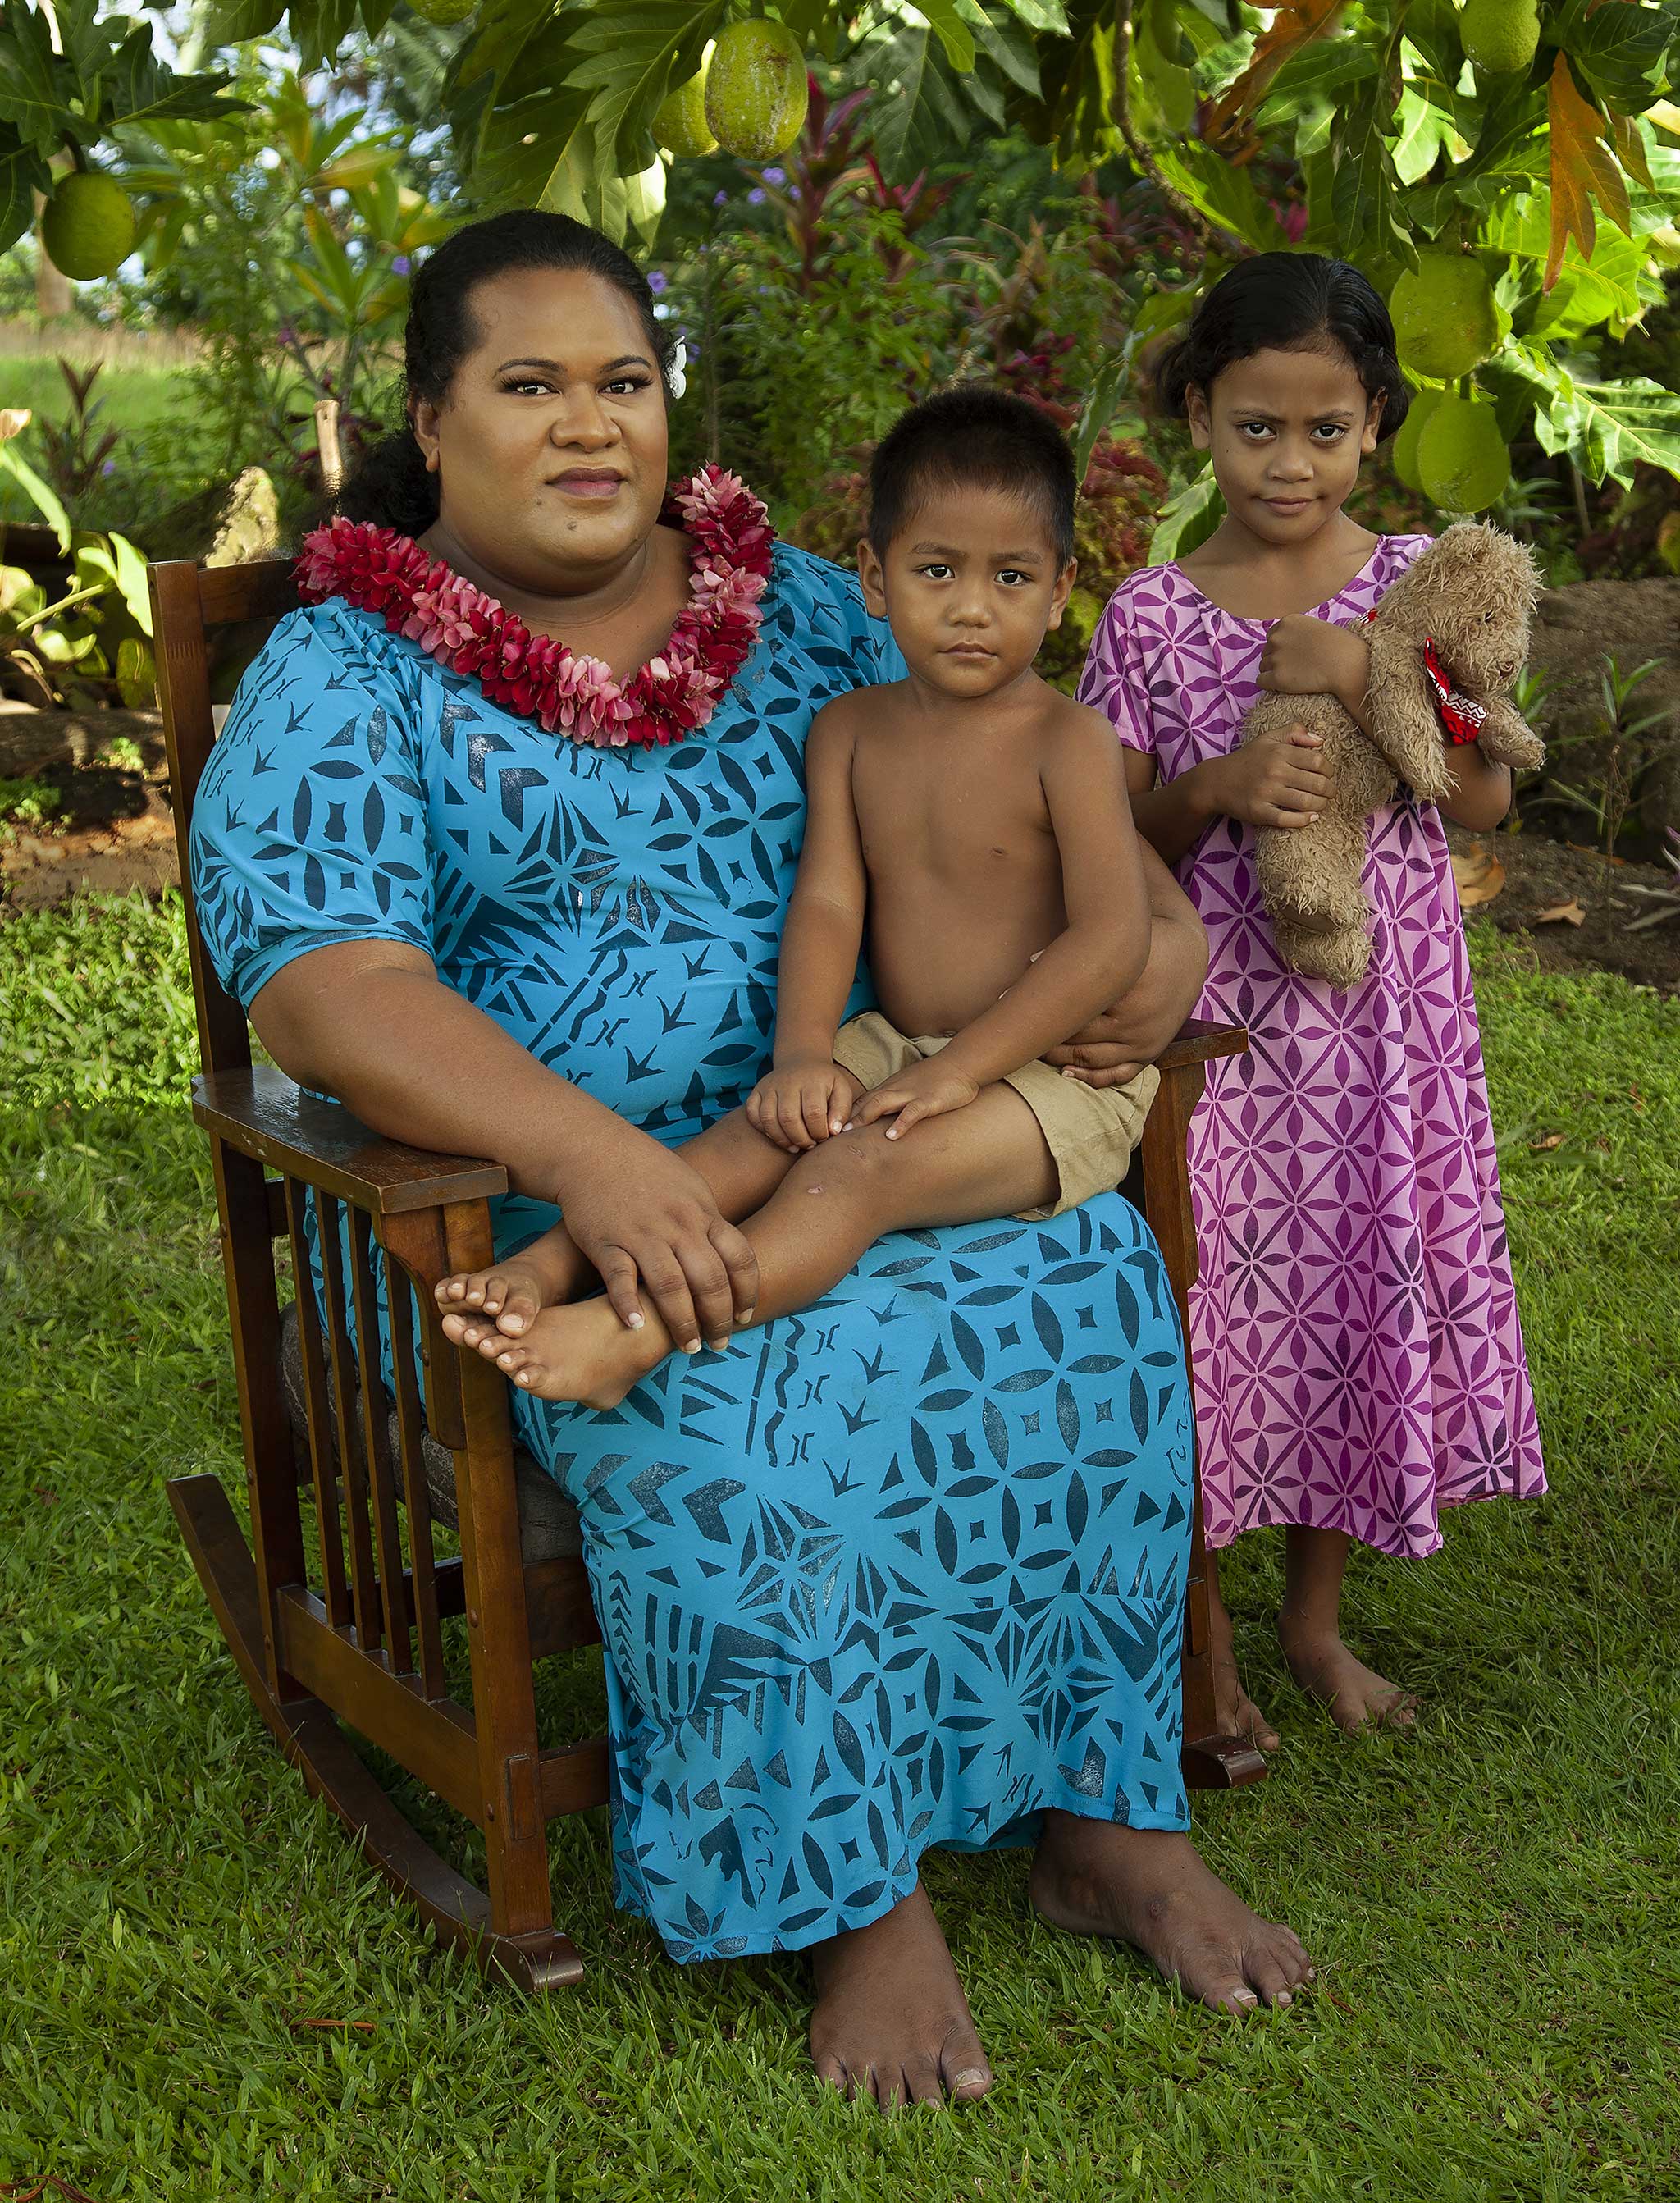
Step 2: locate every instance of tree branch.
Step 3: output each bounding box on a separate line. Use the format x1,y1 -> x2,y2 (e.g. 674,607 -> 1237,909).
1112,0 -> 1252,265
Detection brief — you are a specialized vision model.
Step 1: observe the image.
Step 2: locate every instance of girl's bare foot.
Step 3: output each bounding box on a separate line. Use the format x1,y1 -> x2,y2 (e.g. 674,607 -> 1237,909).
434,1250 -> 568,1340
1029,1818 -> 1312,2014
441,1294 -> 668,1410
1277,1620 -> 1419,1734
810,1885 -> 993,2109
1208,1582 -> 1280,1753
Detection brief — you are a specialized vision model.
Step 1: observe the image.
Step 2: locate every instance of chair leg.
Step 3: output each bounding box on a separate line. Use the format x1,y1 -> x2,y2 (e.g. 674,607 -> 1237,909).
1139,1063 -> 1268,1793
168,1472 -> 584,1990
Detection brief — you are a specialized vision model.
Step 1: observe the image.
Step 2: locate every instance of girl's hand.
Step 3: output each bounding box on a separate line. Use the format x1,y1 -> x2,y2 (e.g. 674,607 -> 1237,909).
552,1128 -> 759,1353
1203,724 -> 1331,830
746,1058 -> 862,1153
850,1058 -> 980,1139
1257,614 -> 1370,713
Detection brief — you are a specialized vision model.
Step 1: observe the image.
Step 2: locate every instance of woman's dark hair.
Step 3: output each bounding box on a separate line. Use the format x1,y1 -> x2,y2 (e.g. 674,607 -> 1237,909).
337,209 -> 678,535
1153,253 -> 1408,441
868,386 -> 1078,566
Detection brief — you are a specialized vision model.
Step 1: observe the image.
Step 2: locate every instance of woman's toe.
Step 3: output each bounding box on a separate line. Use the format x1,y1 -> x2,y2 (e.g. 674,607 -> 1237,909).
1245,1949 -> 1294,2006
903,2054 -> 945,2106
814,2053 -> 848,2097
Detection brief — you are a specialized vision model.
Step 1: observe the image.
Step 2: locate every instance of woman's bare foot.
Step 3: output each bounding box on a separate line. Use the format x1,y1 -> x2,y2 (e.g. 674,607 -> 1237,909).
810,1885 -> 993,2109
1278,1620 -> 1419,1734
1029,1818 -> 1312,2014
441,1293 -> 668,1410
1207,1580 -> 1280,1753
434,1243 -> 582,1339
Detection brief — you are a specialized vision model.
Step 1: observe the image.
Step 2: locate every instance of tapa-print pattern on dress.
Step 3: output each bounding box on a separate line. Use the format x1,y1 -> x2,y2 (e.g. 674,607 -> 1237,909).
1077,537 -> 1545,1562
191,541 -> 1197,1961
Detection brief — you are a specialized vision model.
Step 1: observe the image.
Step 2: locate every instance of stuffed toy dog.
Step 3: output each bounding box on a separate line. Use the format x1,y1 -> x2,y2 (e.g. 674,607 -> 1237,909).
1239,522 -> 1545,989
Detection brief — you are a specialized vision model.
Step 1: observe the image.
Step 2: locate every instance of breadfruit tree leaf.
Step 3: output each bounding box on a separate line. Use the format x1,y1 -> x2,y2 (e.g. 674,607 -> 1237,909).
0,125 -> 52,256
1552,0 -> 1676,117
1147,468 -> 1225,565
1548,53 -> 1632,288
0,2 -> 77,156
568,0 -> 729,176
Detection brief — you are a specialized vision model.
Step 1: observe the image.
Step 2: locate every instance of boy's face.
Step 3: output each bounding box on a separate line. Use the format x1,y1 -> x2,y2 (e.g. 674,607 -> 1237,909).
857,482 -> 1075,701
1185,343 -> 1384,548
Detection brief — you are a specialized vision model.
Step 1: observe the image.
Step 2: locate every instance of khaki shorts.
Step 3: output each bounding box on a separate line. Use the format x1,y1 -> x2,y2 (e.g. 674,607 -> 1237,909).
832,1010 -> 1160,1223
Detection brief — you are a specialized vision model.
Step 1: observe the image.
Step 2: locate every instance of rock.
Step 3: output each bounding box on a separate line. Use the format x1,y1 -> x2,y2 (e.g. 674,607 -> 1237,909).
206,468 -> 281,567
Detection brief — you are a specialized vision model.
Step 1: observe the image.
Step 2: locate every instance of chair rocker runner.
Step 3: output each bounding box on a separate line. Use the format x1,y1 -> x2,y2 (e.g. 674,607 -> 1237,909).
149,551 -> 1267,1994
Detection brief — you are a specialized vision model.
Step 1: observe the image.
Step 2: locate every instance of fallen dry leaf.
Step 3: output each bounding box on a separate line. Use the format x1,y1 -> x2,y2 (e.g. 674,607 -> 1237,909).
1452,848 -> 1507,907
1530,1132 -> 1567,1151
1535,899 -> 1586,926
288,2017 -> 377,2032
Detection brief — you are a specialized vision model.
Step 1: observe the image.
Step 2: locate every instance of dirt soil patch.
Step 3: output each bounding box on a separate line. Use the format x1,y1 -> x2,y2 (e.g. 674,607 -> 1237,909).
1,707 -> 180,909
1447,823 -> 1680,994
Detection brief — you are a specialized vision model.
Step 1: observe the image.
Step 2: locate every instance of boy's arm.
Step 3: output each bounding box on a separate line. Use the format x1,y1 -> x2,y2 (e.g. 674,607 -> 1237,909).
772,700 -> 868,1063
1043,846 -> 1209,1086
926,706 -> 1153,1092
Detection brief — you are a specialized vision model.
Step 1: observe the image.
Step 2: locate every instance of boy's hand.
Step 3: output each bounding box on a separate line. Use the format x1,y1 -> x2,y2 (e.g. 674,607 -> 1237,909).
747,1059 -> 861,1153
1257,614 -> 1370,714
1203,724 -> 1331,830
850,1058 -> 979,1139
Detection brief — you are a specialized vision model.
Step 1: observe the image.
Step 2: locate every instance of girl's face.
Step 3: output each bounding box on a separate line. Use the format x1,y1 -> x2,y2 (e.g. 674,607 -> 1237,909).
1185,343 -> 1385,546
411,267 -> 669,595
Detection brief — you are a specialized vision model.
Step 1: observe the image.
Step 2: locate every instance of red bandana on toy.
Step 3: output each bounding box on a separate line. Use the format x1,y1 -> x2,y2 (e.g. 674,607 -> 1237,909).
1361,607 -> 1485,746
294,466 -> 774,751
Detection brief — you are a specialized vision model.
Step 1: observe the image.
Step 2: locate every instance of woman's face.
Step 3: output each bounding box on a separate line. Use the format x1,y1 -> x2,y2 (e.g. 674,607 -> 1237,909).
1186,343 -> 1383,548
412,266 -> 669,592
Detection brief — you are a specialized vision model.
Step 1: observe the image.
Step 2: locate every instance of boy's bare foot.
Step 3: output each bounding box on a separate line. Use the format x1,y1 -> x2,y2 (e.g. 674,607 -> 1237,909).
1208,1589 -> 1280,1753
810,1885 -> 993,2109
441,1294 -> 667,1410
1029,1818 -> 1312,2014
434,1250 -> 573,1339
1278,1620 -> 1419,1734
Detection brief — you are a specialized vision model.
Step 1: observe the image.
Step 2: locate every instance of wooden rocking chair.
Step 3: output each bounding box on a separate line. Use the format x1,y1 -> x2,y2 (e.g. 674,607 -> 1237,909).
148,553 -> 1265,1995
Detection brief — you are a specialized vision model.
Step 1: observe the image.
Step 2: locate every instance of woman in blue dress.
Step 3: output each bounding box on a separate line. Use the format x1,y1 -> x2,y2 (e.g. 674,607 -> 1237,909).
190,212 -> 1311,2105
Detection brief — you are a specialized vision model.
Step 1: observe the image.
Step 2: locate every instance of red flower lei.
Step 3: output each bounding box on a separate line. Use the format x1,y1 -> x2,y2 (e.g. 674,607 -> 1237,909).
294,465 -> 774,751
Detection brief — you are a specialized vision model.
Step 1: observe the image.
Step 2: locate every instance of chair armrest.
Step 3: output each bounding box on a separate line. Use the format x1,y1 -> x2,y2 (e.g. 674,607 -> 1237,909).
192,1064 -> 509,1216
1153,1018 -> 1249,1073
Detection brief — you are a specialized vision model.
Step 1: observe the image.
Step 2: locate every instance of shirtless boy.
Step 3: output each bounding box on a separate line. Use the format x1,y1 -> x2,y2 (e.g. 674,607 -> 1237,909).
436,387 -> 1160,1404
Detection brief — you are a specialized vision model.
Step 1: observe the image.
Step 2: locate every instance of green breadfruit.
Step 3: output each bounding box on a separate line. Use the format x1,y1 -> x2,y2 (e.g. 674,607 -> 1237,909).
1390,254 -> 1500,382
1391,388 -> 1445,493
1418,395 -> 1511,513
41,174 -> 137,282
1460,0 -> 1541,75
654,69 -> 718,158
704,21 -> 809,162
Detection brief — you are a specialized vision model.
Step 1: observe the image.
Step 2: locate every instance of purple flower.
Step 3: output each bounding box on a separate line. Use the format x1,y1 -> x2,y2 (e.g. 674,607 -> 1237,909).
392,254 -> 413,275
713,189 -> 728,206
788,186 -> 801,203
763,166 -> 786,186
102,459 -> 117,476
648,270 -> 668,294
747,187 -> 765,205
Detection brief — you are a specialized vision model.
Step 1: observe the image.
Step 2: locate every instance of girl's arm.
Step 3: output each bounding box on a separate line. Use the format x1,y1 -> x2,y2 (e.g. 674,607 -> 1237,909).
1125,731 -> 1333,864
1435,743 -> 1512,832
854,710 -> 1151,1132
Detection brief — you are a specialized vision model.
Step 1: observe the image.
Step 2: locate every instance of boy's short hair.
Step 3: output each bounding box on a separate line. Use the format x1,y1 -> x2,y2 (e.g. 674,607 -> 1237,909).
868,386 -> 1078,567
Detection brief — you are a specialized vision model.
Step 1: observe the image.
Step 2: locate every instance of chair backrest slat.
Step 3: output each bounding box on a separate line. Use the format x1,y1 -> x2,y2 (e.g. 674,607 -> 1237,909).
148,555 -> 300,1079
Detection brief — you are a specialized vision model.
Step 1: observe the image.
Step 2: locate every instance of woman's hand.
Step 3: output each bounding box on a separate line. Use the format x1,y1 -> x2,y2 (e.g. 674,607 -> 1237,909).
554,1128 -> 760,1355
747,1058 -> 863,1154
849,1058 -> 979,1139
1257,613 -> 1371,714
1201,724 -> 1331,830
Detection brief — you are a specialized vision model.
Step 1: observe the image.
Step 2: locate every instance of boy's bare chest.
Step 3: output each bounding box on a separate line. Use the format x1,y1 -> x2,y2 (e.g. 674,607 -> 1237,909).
851,741 -> 1052,875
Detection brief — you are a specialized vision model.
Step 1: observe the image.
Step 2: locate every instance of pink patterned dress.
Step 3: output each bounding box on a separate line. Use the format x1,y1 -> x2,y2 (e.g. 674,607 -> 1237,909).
1078,538 -> 1545,1558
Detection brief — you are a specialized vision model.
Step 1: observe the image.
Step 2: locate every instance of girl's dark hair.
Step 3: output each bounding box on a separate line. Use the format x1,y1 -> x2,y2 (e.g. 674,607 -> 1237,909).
868,386 -> 1078,565
1153,253 -> 1408,441
337,209 -> 678,535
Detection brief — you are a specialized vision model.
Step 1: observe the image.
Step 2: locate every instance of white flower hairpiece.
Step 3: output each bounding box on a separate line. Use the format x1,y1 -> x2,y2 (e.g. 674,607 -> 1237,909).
667,337 -> 687,401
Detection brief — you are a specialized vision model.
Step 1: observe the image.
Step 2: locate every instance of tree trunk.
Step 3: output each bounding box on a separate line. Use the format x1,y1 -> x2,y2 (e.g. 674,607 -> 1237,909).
32,186 -> 72,321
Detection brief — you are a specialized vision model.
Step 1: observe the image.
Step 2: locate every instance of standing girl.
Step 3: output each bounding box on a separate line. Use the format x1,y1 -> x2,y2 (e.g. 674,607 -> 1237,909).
1078,254 -> 1545,1742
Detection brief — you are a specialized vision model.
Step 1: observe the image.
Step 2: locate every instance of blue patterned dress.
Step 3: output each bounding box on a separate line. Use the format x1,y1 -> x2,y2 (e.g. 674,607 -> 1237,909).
191,540 -> 1195,1961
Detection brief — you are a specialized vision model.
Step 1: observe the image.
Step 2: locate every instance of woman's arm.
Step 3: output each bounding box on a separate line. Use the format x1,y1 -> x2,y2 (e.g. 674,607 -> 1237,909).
1043,845 -> 1210,1087
251,940 -> 760,1354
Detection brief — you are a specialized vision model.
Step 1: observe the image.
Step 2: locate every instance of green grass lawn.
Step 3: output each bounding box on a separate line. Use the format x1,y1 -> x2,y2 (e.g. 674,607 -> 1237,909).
0,354 -> 194,529
2,896 -> 1677,2201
